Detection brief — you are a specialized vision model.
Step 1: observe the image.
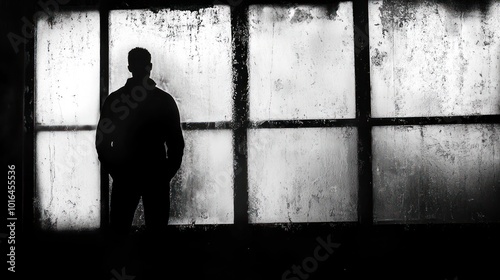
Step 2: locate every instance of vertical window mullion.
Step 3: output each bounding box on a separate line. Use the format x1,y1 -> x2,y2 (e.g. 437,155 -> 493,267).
231,5 -> 250,226
353,0 -> 373,226
99,5 -> 110,231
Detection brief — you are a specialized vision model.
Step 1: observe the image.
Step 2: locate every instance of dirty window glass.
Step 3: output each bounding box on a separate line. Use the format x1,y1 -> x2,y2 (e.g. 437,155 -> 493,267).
109,7 -> 234,226
36,131 -> 101,230
36,11 -> 100,127
248,128 -> 358,223
109,6 -> 233,123
169,130 -> 234,225
370,1 -> 500,117
35,11 -> 101,230
248,3 -> 356,121
373,124 -> 500,223
123,129 -> 235,226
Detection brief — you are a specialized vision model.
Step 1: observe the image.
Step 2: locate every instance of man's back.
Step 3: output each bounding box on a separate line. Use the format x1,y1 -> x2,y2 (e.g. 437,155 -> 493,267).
96,77 -> 184,180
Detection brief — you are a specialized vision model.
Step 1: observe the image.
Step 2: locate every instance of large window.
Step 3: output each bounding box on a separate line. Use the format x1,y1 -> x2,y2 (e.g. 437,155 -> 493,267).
32,0 -> 500,230
247,4 -> 358,223
35,11 -> 101,230
109,7 -> 235,225
369,0 -> 500,223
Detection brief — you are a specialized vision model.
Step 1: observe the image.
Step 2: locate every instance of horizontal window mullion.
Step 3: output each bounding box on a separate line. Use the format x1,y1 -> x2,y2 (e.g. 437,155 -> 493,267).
181,121 -> 233,130
104,0 -> 342,10
249,119 -> 358,129
107,1 -> 219,10
34,116 -> 500,132
370,115 -> 500,126
35,125 -> 97,132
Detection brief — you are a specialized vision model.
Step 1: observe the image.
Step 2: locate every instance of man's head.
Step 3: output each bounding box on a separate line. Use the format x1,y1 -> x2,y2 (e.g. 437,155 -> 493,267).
128,47 -> 152,78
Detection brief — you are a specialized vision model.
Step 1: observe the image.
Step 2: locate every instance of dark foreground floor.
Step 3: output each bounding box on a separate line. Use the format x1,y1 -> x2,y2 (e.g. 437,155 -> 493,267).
10,223 -> 500,280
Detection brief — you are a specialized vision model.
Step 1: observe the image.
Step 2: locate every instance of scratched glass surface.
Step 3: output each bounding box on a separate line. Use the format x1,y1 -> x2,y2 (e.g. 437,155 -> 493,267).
373,124 -> 500,223
248,128 -> 358,223
248,4 -> 356,121
36,131 -> 101,230
35,11 -> 101,231
370,1 -> 500,117
125,130 -> 234,226
109,7 -> 232,123
35,11 -> 100,127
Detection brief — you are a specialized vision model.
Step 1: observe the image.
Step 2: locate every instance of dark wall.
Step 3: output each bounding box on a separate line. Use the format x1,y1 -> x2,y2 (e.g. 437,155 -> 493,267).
1,0 -> 25,178
1,1 -> 31,279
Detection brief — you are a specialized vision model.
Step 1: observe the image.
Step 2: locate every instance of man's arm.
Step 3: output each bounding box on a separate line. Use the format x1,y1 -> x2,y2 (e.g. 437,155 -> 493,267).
95,97 -> 114,174
165,97 -> 185,180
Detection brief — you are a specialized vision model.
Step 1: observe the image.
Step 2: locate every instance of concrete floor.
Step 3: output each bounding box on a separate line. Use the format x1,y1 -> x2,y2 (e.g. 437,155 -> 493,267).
16,224 -> 500,280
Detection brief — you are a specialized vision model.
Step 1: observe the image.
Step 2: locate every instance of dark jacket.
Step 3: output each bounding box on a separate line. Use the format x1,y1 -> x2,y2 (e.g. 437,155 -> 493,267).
95,77 -> 184,180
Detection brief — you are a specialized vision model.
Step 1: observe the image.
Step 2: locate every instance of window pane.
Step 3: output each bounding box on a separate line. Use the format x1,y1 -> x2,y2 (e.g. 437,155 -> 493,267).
170,130 -> 234,225
373,124 -> 500,223
370,1 -> 500,117
112,130 -> 234,226
248,4 -> 356,121
109,7 -> 232,123
248,128 -> 358,223
35,11 -> 100,127
36,131 -> 100,230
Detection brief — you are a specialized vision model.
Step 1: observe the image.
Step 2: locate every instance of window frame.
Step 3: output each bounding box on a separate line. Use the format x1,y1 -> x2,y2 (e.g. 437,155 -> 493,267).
24,0 -> 500,232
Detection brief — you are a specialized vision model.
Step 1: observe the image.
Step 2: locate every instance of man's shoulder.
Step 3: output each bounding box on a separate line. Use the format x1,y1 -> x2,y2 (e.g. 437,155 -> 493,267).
105,86 -> 126,101
153,87 -> 176,103
104,82 -> 177,105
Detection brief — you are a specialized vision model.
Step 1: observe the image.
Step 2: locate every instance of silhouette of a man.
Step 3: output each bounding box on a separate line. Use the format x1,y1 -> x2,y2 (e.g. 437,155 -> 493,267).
96,47 -> 184,236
